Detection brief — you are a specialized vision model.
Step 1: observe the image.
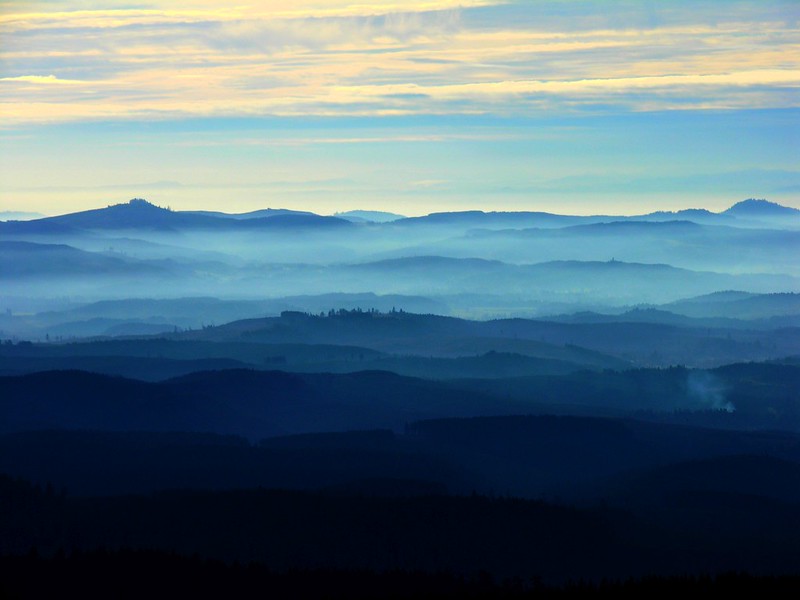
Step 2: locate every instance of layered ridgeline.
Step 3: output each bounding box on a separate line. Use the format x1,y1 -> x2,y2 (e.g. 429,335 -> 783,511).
1,360 -> 799,437
3,198 -> 800,587
3,368 -> 800,584
3,302 -> 800,370
1,198 -> 798,309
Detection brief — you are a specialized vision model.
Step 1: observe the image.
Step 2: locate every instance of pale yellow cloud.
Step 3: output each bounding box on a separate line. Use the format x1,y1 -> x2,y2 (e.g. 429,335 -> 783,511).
0,1 -> 498,29
403,69 -> 800,98
1,49 -> 104,58
1,1 -> 798,124
0,74 -> 87,84
4,67 -> 795,125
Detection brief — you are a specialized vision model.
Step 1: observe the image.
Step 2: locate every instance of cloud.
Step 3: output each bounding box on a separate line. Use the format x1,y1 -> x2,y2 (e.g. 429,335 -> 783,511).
336,69 -> 800,98
0,74 -> 87,84
0,1 -> 497,29
168,132 -> 515,148
1,1 -> 798,124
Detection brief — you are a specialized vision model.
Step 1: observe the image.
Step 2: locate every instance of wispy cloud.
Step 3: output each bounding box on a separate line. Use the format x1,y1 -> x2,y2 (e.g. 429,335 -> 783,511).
0,2 -> 496,29
0,1 -> 797,125
169,131 -> 519,148
0,74 -> 88,84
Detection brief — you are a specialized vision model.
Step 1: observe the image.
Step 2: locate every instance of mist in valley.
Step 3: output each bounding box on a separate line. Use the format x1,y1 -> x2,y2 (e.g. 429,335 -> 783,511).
5,0 -> 800,592
4,197 -> 800,593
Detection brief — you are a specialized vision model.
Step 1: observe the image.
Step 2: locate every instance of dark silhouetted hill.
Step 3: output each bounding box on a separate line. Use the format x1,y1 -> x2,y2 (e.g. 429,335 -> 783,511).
725,198 -> 800,217
24,199 -> 353,232
3,550 -> 800,599
4,468 -> 800,583
171,309 -> 800,367
0,369 -> 530,438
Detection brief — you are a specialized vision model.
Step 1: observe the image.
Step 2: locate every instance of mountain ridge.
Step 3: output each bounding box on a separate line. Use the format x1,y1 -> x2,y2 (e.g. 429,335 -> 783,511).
23,199 -> 353,231
725,198 -> 800,217
11,197 -> 800,233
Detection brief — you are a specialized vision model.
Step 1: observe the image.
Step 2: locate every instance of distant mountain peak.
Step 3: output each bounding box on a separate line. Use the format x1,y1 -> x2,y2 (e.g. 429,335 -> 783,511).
724,198 -> 800,216
122,198 -> 167,210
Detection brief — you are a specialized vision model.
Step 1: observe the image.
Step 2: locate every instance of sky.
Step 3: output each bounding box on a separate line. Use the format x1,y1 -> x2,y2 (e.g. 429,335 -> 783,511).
1,0 -> 798,217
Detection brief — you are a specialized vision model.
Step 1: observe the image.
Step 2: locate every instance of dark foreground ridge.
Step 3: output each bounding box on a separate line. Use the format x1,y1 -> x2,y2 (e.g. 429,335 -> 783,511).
2,361 -> 799,438
3,551 -> 800,600
4,474 -> 800,587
